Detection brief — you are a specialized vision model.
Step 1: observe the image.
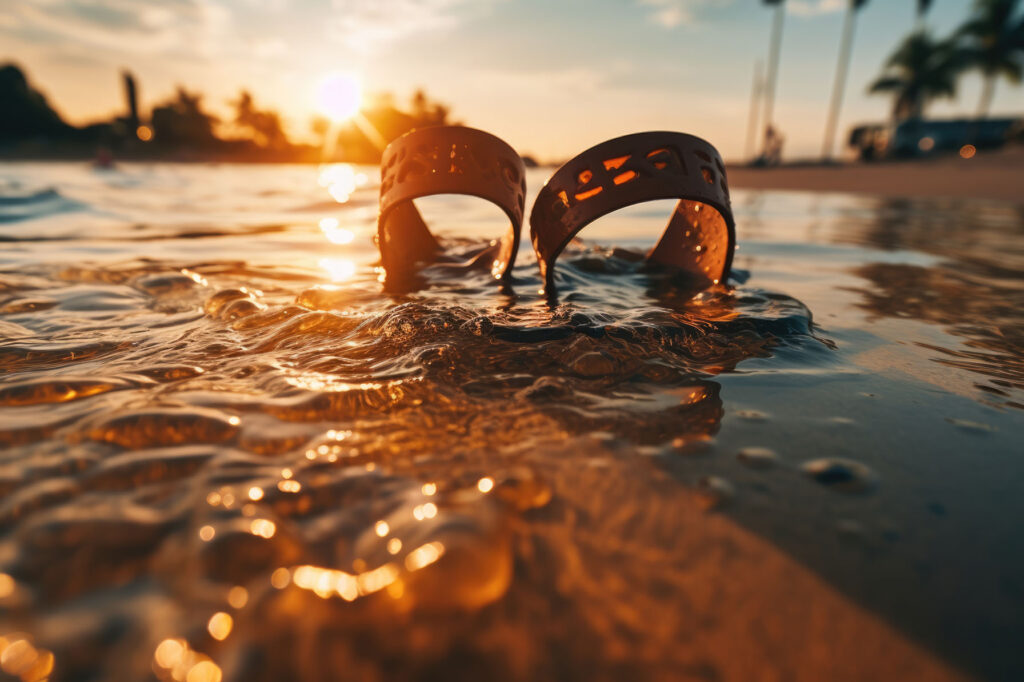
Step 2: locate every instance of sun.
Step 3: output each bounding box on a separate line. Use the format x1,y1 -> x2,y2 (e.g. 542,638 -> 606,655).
316,73 -> 362,122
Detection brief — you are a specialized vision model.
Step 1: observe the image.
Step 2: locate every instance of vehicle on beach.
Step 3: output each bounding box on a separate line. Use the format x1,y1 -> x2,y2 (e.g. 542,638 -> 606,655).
848,116 -> 1022,160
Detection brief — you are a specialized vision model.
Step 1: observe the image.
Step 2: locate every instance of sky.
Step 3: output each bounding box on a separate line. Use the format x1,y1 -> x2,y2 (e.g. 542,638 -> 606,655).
3,0 -> 1023,161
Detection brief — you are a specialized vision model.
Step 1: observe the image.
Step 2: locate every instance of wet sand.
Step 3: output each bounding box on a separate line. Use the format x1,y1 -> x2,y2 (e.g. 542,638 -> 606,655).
727,147 -> 1024,202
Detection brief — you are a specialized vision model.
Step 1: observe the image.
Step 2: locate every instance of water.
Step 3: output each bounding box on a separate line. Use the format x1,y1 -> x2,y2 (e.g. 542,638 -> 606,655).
0,162 -> 1022,681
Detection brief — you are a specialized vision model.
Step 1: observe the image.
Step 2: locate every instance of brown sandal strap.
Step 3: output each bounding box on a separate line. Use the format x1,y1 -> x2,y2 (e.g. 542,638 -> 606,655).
529,131 -> 735,293
378,126 -> 526,286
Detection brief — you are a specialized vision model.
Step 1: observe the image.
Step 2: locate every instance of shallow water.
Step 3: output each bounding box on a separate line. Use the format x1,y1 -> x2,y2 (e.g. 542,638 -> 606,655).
0,162 -> 1022,681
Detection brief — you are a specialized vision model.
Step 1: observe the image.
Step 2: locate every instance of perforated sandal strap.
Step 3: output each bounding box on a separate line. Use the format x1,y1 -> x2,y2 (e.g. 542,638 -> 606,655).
529,131 -> 735,293
378,126 -> 526,284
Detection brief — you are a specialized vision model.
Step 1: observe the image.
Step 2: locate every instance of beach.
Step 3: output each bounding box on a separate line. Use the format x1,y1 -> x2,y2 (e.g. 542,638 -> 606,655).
0,161 -> 1021,681
728,146 -> 1024,202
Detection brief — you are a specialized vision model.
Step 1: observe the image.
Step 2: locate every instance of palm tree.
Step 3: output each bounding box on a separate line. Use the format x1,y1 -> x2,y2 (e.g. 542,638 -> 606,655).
761,0 -> 786,158
955,0 -> 1024,118
869,31 -> 963,120
822,0 -> 869,160
916,0 -> 933,30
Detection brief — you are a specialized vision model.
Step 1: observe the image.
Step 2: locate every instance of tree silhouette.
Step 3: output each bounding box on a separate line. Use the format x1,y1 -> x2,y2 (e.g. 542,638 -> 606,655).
232,90 -> 288,148
955,0 -> 1024,118
327,89 -> 457,163
150,87 -> 218,146
869,31 -> 963,120
409,89 -> 450,127
0,63 -> 72,141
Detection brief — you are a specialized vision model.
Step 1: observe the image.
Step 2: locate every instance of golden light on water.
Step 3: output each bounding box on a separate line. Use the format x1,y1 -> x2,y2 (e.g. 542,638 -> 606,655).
270,567 -> 291,589
315,73 -> 361,122
249,519 -> 276,538
247,486 -> 264,501
154,639 -> 184,669
356,563 -> 399,595
181,268 -> 208,286
477,477 -> 495,493
318,164 -> 367,203
319,257 -> 356,282
0,634 -> 54,681
277,479 -> 301,493
227,586 -> 248,609
289,548 -> 448,602
404,542 -> 445,572
421,482 -> 437,496
319,217 -> 355,244
412,502 -> 438,521
206,612 -> 233,641
153,638 -> 221,682
198,525 -> 215,542
374,520 -> 390,537
0,574 -> 14,599
186,660 -> 222,682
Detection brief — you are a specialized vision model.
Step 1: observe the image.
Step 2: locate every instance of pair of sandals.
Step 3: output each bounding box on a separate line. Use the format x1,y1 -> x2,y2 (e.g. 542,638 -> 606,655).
376,127 -> 735,294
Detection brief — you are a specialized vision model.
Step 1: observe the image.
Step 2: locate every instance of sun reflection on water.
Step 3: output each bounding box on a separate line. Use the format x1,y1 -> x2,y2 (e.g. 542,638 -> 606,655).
317,163 -> 367,203
0,633 -> 54,682
318,257 -> 356,282
152,639 -> 221,682
319,217 -> 355,244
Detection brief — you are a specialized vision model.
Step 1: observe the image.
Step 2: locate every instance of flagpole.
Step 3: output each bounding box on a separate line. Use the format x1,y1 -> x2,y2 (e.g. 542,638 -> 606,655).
745,60 -> 764,162
821,2 -> 859,160
761,2 -> 786,157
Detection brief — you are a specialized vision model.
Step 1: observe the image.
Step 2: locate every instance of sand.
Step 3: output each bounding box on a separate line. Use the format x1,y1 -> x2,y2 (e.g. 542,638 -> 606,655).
727,146 -> 1024,203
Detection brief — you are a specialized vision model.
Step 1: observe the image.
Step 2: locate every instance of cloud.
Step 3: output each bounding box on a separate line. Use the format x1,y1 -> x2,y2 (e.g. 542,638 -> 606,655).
7,0 -> 231,58
328,0 -> 496,53
465,66 -> 608,98
254,38 -> 288,58
636,0 -> 729,28
788,0 -> 846,17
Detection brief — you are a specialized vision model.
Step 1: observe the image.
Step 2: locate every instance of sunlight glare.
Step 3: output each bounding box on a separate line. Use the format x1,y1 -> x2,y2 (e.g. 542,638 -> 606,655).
319,217 -> 355,244
319,257 -> 356,282
316,73 -> 361,122
317,163 -> 367,203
